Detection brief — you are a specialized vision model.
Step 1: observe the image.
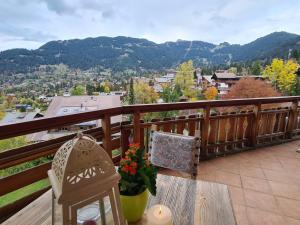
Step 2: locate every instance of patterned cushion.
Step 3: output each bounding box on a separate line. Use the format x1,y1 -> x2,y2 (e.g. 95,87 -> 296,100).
150,131 -> 198,174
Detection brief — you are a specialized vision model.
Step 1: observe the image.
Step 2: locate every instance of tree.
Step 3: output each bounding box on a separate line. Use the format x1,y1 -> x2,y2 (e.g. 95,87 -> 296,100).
175,60 -> 195,95
222,77 -> 281,111
70,85 -> 85,96
228,67 -> 237,75
0,136 -> 27,152
102,81 -> 111,93
0,104 -> 5,120
86,83 -> 95,95
4,95 -> 17,108
134,81 -> 159,104
128,78 -> 135,105
161,85 -> 180,103
291,49 -> 299,61
224,77 -> 280,99
250,60 -> 262,75
263,58 -> 299,95
54,63 -> 69,76
204,87 -> 218,100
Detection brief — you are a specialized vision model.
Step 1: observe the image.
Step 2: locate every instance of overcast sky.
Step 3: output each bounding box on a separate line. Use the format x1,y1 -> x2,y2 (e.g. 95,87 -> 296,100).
0,0 -> 300,51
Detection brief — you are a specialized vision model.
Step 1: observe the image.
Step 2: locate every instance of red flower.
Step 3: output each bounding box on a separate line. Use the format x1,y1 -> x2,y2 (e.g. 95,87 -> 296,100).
129,143 -> 140,149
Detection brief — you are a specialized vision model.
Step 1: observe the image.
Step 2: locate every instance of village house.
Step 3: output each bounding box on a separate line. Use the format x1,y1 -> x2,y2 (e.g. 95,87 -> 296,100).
27,95 -> 122,142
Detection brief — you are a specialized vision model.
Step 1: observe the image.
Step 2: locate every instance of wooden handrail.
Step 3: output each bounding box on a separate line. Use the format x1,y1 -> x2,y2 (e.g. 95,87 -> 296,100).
1,96 -> 299,140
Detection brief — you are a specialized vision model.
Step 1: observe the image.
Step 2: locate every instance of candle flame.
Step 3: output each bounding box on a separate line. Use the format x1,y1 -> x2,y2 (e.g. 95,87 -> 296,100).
159,206 -> 162,215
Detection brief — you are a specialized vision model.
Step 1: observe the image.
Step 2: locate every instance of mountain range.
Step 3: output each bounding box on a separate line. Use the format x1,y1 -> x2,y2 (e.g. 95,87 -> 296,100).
1,31 -> 300,73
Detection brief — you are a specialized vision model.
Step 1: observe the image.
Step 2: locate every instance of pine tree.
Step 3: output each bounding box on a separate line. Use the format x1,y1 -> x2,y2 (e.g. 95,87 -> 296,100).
291,49 -> 299,61
129,78 -> 135,105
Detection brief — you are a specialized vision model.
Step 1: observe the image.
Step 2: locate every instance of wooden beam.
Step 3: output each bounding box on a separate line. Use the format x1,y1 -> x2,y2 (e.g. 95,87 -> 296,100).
133,112 -> 141,143
0,162 -> 51,196
101,114 -> 112,157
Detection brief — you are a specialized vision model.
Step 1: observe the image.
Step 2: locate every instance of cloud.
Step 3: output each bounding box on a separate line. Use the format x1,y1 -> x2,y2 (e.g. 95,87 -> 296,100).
42,0 -> 74,15
0,24 -> 56,42
0,0 -> 300,51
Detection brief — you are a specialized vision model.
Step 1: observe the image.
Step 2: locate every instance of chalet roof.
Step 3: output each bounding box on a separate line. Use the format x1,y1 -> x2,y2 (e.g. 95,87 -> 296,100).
0,109 -> 43,125
44,96 -> 120,118
213,72 -> 236,79
27,96 -> 122,142
202,75 -> 214,84
154,77 -> 171,83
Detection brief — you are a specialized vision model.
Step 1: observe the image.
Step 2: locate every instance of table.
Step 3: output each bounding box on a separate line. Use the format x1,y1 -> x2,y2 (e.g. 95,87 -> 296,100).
3,174 -> 236,225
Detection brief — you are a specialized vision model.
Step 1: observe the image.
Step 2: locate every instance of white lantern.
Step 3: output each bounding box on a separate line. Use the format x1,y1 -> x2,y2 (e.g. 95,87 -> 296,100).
48,133 -> 125,225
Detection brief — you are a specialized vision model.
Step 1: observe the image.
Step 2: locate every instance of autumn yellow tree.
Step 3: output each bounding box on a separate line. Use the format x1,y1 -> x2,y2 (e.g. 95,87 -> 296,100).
263,58 -> 299,95
204,86 -> 218,100
175,60 -> 195,97
0,110 -> 5,120
134,81 -> 159,104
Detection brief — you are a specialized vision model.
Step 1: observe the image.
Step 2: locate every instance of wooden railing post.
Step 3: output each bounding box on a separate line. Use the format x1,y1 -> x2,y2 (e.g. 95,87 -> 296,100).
133,112 -> 141,143
121,121 -> 131,157
250,104 -> 261,147
201,106 -> 210,158
286,100 -> 299,139
101,114 -> 112,158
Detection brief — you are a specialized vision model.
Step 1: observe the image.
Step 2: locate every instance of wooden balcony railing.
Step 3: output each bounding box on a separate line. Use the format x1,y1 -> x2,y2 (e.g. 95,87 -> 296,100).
1,96 -> 300,221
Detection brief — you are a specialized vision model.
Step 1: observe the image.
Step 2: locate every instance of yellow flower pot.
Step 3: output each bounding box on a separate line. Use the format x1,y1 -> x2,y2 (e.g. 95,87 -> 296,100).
120,189 -> 149,223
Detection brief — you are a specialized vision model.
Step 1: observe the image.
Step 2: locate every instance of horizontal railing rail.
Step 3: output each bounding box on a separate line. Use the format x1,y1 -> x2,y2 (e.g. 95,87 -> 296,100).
1,96 -> 300,221
1,96 -> 299,140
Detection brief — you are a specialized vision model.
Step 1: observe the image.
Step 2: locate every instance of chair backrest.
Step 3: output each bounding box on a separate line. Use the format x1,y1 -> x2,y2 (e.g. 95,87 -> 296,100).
149,127 -> 200,179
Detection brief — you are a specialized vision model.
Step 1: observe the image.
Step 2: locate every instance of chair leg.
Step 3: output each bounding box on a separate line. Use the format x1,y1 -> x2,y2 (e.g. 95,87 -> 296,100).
62,205 -> 70,225
99,198 -> 107,225
70,206 -> 77,225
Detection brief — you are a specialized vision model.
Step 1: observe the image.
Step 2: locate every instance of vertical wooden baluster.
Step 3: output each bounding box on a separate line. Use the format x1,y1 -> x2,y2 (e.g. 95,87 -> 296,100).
201,106 -> 210,158
258,110 -> 266,144
266,110 -> 275,143
297,108 -> 300,130
121,121 -> 131,156
227,112 -> 237,151
236,111 -> 245,149
218,112 -> 227,153
208,113 -> 217,155
101,114 -> 112,158
280,108 -> 289,139
188,114 -> 197,136
151,118 -> 161,130
140,119 -> 145,148
250,103 -> 261,147
163,117 -> 172,132
286,100 -> 299,139
133,112 -> 141,143
176,116 -> 186,134
244,111 -> 252,147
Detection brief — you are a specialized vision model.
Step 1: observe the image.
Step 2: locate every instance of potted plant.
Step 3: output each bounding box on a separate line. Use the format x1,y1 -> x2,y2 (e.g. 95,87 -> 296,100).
118,143 -> 157,222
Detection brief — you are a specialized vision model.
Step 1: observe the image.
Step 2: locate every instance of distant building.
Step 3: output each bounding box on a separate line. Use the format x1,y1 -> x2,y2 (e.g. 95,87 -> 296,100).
39,95 -> 53,103
0,109 -> 43,125
27,95 -> 122,142
154,77 -> 172,84
153,83 -> 163,93
162,73 -> 175,81
99,91 -> 126,99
